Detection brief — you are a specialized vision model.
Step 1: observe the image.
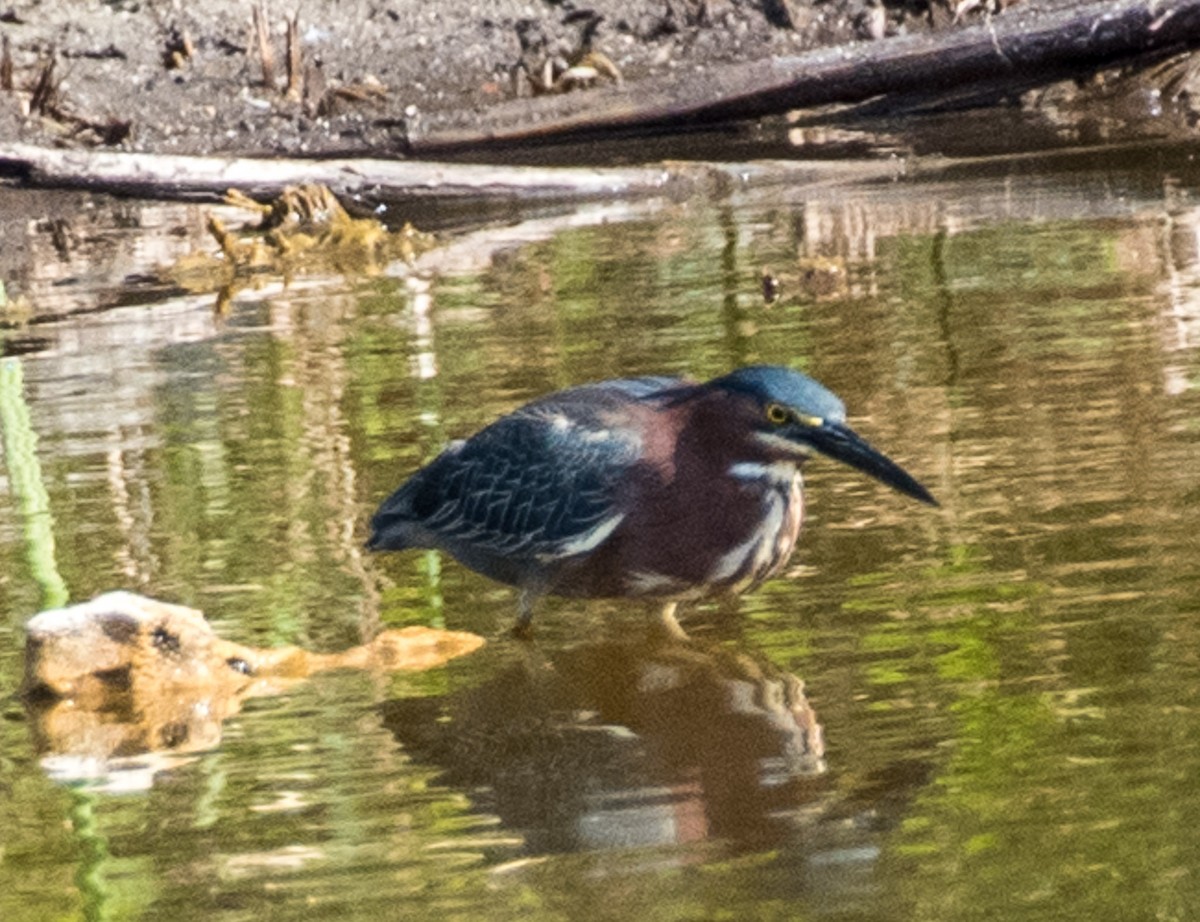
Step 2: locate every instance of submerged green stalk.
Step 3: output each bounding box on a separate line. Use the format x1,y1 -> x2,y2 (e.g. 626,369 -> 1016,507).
0,357 -> 69,609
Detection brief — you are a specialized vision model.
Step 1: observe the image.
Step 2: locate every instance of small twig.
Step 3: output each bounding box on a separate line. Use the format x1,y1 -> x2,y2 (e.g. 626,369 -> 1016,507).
16,46 -> 131,145
76,116 -> 132,146
285,11 -> 302,102
327,79 -> 387,104
252,2 -> 275,89
986,14 -> 1012,66
1,35 -> 13,92
302,57 -> 326,115
162,27 -> 196,70
315,77 -> 387,117
28,53 -> 58,116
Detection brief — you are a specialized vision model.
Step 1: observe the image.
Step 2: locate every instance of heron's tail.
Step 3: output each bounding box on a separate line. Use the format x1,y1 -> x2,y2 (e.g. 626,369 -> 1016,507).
365,488 -> 417,551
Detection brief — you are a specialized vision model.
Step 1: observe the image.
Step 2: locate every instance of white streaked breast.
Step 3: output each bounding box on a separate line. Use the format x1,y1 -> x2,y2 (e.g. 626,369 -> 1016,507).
709,493 -> 786,584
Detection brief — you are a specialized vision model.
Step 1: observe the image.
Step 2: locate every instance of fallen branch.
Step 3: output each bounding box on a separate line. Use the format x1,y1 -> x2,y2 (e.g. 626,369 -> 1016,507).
0,143 -> 677,201
0,142 -> 904,205
409,0 -> 1200,153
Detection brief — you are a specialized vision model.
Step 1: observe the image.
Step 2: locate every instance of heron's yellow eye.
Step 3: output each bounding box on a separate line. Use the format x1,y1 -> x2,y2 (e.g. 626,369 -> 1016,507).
765,403 -> 790,425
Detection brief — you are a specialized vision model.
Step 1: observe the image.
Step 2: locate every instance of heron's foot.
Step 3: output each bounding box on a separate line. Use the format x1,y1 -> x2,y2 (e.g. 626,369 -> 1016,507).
510,620 -> 536,642
652,601 -> 690,643
509,590 -> 539,641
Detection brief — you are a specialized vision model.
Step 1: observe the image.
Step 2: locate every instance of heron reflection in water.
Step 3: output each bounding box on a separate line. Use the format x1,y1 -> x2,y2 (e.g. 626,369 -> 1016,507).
383,635 -> 829,852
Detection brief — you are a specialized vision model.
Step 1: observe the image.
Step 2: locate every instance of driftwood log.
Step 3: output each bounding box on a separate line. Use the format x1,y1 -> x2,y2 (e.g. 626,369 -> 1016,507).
409,0 -> 1200,153
0,143 -> 905,204
0,144 -> 680,201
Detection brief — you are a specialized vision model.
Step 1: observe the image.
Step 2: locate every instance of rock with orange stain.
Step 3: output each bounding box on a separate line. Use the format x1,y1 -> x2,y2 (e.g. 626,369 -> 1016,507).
23,591 -> 483,764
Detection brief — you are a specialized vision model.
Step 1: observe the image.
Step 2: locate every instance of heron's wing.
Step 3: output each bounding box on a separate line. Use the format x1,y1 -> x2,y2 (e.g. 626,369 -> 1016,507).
371,377 -> 684,560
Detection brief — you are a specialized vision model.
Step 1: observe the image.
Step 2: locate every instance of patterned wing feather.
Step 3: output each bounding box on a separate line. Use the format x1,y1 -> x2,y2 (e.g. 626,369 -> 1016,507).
369,377 -> 681,562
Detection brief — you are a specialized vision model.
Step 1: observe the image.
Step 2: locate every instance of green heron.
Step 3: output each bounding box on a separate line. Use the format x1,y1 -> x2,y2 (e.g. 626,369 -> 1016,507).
368,366 -> 936,636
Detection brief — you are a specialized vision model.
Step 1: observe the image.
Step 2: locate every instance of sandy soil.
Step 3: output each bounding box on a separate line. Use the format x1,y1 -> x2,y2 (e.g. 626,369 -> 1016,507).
0,0 -> 966,158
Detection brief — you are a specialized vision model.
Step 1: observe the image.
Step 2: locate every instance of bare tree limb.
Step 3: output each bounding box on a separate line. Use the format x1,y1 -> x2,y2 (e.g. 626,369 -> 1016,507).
0,142 -> 905,204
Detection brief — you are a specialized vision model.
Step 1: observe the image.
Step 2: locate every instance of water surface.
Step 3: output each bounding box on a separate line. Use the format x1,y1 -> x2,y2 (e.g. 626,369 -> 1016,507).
3,155 -> 1200,921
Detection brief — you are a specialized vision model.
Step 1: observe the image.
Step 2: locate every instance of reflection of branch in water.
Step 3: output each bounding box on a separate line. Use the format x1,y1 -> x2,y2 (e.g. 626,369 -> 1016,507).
368,274 -> 450,627
719,206 -> 758,369
1159,204 -> 1200,396
383,634 -> 826,853
270,283 -> 385,640
106,443 -> 160,589
409,276 -> 447,627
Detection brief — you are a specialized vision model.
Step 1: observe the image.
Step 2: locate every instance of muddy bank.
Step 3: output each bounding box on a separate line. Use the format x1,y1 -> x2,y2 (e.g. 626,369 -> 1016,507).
0,0 -> 886,157
1,0 -> 1197,167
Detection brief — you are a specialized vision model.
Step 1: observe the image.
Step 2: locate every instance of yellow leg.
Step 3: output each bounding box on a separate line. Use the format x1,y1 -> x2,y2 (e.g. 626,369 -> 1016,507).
655,601 -> 689,642
511,590 -> 536,641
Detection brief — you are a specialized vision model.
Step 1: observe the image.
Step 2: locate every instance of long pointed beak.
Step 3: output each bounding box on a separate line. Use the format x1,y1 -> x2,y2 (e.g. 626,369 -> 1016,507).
806,421 -> 938,506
